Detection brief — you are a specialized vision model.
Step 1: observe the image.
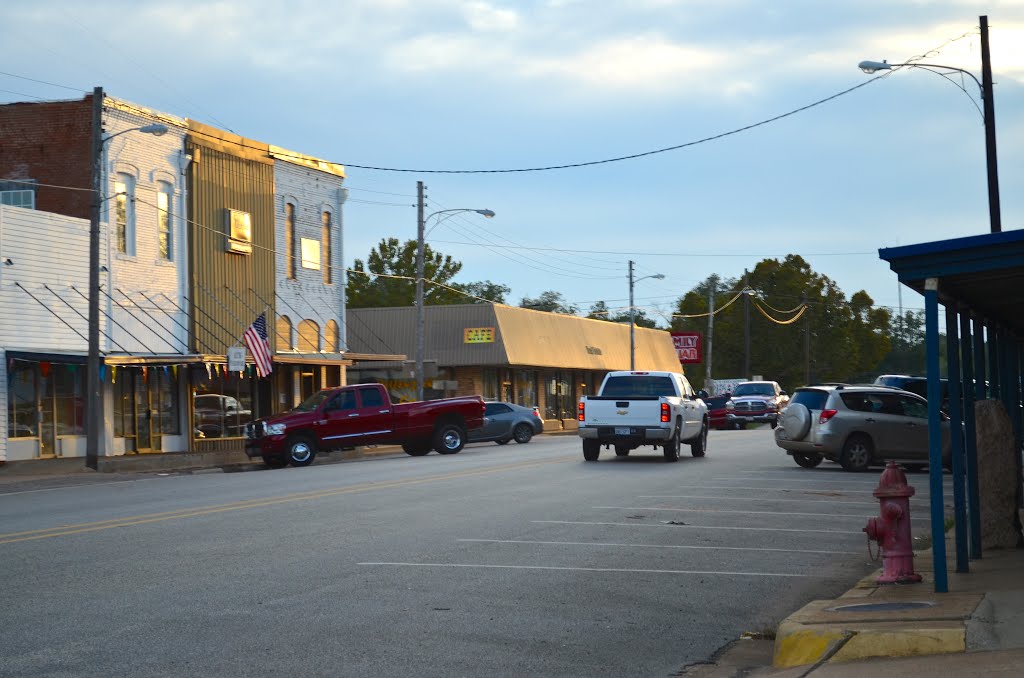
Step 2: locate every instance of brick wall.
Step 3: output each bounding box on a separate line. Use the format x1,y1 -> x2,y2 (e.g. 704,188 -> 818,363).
0,97 -> 93,219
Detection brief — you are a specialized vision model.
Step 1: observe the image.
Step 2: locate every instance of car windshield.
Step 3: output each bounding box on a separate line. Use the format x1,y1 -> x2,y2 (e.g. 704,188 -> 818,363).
601,376 -> 676,398
733,383 -> 774,396
293,390 -> 333,412
791,389 -> 829,411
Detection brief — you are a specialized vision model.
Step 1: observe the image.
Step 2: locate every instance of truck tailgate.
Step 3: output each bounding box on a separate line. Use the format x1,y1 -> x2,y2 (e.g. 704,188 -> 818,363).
583,397 -> 665,427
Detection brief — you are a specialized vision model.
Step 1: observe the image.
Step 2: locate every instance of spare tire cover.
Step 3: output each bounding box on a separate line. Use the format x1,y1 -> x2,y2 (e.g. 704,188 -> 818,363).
781,403 -> 811,440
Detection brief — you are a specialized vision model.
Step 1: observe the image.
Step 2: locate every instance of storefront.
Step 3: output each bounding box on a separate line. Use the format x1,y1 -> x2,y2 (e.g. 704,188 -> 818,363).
346,304 -> 683,430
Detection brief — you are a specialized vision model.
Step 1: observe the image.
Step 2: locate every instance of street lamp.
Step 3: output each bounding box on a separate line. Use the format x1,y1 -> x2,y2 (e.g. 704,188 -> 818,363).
628,260 -> 665,370
86,85 -> 170,470
858,16 -> 1000,233
414,181 -> 494,401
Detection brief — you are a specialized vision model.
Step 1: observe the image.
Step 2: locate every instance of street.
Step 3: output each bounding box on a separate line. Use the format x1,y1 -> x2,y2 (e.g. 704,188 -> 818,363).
0,429 -> 946,678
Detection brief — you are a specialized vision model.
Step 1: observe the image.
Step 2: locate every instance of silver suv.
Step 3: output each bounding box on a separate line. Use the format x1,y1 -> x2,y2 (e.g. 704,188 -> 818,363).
774,384 -> 951,472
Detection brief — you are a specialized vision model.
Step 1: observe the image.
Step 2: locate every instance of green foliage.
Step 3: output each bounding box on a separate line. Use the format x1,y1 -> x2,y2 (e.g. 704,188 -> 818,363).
586,300 -> 656,328
673,257 -> 897,394
520,290 -> 578,315
346,238 -> 504,308
454,280 -> 511,304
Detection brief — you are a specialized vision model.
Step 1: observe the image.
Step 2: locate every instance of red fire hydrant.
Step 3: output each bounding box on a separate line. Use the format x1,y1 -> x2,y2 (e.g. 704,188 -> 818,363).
863,461 -> 922,584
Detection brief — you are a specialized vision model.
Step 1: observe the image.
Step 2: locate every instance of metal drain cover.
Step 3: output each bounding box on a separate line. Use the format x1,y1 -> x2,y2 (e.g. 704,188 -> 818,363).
828,601 -> 937,613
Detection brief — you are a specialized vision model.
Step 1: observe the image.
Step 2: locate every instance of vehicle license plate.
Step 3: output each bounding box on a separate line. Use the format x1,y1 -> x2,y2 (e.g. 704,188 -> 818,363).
615,427 -> 631,435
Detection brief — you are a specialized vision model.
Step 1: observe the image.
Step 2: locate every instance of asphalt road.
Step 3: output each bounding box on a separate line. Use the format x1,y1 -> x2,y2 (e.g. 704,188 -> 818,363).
0,428 -> 948,677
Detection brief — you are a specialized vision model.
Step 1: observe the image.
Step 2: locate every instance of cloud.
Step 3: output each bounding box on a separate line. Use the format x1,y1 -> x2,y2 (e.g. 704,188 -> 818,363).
463,1 -> 519,31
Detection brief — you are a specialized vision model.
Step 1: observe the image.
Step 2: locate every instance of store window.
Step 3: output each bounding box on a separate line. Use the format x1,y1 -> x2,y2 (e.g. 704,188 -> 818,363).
193,367 -> 254,439
297,319 -> 320,352
276,315 -> 292,351
482,368 -> 499,401
114,173 -> 135,255
7,360 -> 38,438
325,320 -> 339,352
6,361 -> 86,453
515,370 -> 537,408
157,182 -> 173,260
545,371 -> 575,420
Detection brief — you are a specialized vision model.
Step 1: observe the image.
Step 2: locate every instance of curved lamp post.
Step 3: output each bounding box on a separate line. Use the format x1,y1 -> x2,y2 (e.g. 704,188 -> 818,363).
415,195 -> 495,401
858,18 -> 1000,234
86,85 -> 170,469
628,260 -> 665,370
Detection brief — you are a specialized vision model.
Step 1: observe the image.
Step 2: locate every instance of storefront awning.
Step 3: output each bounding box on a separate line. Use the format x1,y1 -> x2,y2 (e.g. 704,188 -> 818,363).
273,352 -> 354,366
103,354 -> 205,366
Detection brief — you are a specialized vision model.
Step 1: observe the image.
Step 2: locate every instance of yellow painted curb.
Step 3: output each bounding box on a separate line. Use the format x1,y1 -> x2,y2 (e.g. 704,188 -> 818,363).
772,622 -> 849,668
830,625 -> 965,663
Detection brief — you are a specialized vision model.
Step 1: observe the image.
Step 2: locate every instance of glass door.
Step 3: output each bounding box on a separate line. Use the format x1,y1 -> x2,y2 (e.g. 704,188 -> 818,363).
39,368 -> 55,457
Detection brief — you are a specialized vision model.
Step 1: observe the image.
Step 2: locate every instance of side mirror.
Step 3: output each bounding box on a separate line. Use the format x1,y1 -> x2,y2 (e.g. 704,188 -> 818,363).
697,390 -> 709,400
780,391 -> 788,397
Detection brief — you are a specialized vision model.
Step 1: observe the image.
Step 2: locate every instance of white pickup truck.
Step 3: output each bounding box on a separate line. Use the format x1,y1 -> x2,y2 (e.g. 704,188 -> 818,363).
577,370 -> 709,462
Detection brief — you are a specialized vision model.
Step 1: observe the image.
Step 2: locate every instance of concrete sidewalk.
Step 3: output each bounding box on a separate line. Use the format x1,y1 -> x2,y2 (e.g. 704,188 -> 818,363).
686,532 -> 1024,677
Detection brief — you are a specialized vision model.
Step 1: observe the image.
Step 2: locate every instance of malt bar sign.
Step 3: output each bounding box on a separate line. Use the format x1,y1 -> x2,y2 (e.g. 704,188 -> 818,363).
670,332 -> 702,364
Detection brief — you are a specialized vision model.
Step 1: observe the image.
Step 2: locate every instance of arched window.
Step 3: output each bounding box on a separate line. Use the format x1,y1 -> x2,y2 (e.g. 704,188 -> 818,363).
322,210 -> 332,284
285,202 -> 296,279
325,320 -> 339,352
297,319 -> 320,352
276,315 -> 292,351
114,173 -> 135,255
157,181 -> 173,260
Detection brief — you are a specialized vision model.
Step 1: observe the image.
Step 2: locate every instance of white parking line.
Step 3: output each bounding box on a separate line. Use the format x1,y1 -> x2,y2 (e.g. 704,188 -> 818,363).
457,538 -> 859,555
638,494 -> 893,506
358,562 -> 812,577
593,506 -> 929,521
651,485 -> 936,495
533,520 -> 863,535
643,497 -> 933,507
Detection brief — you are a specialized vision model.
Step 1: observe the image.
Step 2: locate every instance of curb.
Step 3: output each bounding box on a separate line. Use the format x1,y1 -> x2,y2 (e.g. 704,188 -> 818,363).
771,583 -> 980,669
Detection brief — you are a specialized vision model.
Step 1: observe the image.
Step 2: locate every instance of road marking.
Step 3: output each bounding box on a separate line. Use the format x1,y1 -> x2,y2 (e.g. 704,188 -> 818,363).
457,538 -> 859,555
533,520 -> 863,535
0,457 -> 572,545
638,494 -> 929,507
722,474 -> 953,486
358,562 -> 812,577
647,485 -> 936,496
593,506 -> 929,522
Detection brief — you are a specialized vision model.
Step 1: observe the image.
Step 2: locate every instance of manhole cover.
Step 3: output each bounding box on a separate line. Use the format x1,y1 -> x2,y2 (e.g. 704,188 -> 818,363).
828,601 -> 936,613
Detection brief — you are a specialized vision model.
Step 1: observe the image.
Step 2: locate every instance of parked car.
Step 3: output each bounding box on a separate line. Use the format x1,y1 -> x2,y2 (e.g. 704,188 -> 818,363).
704,394 -> 734,430
469,402 -> 544,445
726,381 -> 789,429
874,374 -> 950,405
194,394 -> 252,438
774,384 -> 952,472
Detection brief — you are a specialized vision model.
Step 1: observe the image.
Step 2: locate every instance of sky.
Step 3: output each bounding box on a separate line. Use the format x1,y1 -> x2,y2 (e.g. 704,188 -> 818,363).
3,0 -> 1023,328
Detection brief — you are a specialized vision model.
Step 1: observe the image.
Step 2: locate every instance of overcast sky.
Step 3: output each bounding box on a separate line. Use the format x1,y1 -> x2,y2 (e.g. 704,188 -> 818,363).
3,1 -> 1023,326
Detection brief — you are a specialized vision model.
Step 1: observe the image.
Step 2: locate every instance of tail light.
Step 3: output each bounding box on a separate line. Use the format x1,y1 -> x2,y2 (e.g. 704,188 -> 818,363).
661,402 -> 670,423
532,406 -> 541,419
819,409 -> 838,424
578,401 -> 585,421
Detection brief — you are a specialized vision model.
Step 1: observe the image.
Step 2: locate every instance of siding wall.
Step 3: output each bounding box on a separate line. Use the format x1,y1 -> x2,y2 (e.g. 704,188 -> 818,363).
0,206 -> 98,462
273,160 -> 345,353
186,122 -> 276,354
103,101 -> 190,355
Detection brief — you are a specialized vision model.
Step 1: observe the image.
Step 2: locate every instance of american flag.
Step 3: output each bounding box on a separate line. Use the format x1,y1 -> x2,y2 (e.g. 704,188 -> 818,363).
243,312 -> 273,378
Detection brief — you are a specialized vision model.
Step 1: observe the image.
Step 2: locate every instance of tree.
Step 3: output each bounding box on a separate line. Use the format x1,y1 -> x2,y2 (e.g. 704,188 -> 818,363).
586,300 -> 657,328
454,280 -> 511,304
520,290 -> 578,315
672,258 -> 894,393
347,238 -> 508,308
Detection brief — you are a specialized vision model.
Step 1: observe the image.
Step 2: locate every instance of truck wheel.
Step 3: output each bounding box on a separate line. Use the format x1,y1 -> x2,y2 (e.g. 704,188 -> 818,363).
614,445 -> 630,457
690,421 -> 708,458
402,442 -> 431,456
433,423 -> 466,455
513,423 -> 534,444
793,453 -> 823,469
663,427 -> 680,463
286,435 -> 317,467
583,439 -> 601,461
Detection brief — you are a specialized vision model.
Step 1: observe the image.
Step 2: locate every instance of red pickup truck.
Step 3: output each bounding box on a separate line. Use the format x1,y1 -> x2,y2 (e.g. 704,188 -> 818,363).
245,383 -> 485,468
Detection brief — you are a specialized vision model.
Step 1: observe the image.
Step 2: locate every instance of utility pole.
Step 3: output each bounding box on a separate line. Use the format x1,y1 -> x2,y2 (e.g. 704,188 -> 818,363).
86,86 -> 103,471
705,274 -> 718,389
803,292 -> 811,385
743,270 -> 750,380
980,15 -> 1002,234
629,260 -> 636,370
415,180 -> 426,401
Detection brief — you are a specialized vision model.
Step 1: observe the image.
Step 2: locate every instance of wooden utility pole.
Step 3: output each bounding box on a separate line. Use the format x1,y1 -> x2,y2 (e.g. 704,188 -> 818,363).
705,274 -> 718,389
